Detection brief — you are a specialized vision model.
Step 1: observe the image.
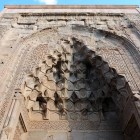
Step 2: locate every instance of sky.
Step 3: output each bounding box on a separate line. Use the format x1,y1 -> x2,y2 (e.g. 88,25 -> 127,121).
0,0 -> 140,11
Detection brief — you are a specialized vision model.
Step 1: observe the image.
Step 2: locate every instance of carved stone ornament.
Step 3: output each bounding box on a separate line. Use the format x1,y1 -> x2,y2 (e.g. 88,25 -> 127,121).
21,37 -> 129,122
0,6 -> 140,139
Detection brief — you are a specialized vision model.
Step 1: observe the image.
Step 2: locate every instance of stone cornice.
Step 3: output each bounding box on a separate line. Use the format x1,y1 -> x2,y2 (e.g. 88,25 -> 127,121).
4,5 -> 139,9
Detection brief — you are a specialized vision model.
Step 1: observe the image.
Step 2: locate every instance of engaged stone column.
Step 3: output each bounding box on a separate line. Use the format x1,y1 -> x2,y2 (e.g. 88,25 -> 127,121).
1,89 -> 22,140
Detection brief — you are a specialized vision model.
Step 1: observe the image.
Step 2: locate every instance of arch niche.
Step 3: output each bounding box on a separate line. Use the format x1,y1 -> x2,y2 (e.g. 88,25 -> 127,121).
4,25 -> 140,140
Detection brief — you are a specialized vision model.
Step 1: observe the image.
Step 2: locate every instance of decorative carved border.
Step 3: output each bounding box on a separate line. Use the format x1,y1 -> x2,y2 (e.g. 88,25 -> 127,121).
0,25 -> 139,132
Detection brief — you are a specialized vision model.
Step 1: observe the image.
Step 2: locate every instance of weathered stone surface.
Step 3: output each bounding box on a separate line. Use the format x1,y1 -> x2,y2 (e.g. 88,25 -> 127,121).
0,5 -> 140,140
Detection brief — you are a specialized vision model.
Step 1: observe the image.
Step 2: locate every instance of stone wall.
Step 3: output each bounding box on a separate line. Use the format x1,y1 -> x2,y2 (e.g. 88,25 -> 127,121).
0,5 -> 139,140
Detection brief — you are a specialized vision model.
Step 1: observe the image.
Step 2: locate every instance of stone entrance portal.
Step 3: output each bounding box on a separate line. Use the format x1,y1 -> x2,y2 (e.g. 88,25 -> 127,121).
0,5 -> 140,140
21,37 -> 124,140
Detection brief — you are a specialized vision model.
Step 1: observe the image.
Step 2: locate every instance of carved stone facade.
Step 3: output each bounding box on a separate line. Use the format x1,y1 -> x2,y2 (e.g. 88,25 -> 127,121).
0,5 -> 140,140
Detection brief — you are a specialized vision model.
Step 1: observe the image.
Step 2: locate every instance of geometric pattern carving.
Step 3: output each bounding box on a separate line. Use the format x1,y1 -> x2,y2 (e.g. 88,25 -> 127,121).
22,37 -> 130,122
0,7 -> 140,139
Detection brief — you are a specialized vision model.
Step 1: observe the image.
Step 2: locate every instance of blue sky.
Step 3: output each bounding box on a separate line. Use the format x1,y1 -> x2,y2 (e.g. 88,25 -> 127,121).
0,0 -> 140,11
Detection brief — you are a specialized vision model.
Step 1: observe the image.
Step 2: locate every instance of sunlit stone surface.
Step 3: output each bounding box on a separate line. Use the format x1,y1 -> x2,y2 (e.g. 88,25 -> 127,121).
0,5 -> 140,140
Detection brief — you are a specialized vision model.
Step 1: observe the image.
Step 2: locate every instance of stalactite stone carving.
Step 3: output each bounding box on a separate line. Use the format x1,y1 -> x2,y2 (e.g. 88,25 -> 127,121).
22,37 -> 129,121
